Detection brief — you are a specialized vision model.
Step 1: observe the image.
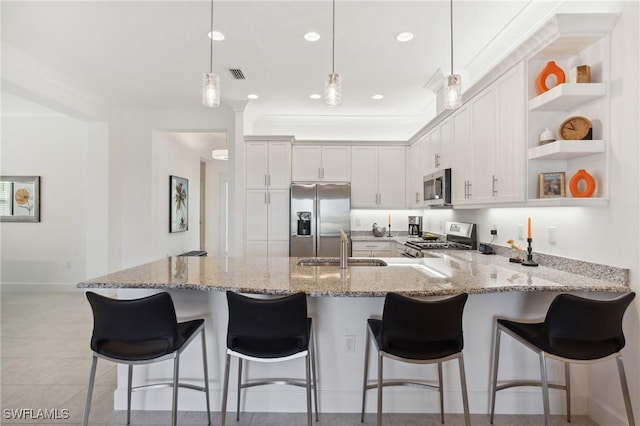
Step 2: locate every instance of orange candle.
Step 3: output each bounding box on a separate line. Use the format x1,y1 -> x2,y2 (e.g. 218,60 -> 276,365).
527,217 -> 532,239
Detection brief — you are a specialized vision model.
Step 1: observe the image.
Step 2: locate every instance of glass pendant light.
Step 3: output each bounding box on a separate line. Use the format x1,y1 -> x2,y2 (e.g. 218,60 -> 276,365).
202,0 -> 220,108
324,0 -> 341,107
444,0 -> 461,110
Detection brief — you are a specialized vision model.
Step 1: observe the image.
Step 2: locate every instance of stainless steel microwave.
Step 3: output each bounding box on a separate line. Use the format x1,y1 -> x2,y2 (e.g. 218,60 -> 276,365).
423,168 -> 452,206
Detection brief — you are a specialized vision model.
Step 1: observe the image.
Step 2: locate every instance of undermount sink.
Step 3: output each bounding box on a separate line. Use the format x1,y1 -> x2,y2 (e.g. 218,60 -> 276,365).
297,258 -> 387,267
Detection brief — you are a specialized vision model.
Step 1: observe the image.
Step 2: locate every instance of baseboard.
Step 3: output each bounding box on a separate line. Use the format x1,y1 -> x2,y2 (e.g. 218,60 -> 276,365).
587,395 -> 629,426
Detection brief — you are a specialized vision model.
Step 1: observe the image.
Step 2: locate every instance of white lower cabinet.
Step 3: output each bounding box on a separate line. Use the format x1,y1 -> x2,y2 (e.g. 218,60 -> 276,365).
245,189 -> 289,257
352,241 -> 391,258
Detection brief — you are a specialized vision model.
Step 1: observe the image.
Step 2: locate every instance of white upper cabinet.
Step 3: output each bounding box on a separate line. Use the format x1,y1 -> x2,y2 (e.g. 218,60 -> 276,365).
406,140 -> 423,208
351,146 -> 405,208
291,145 -> 350,182
451,105 -> 471,204
494,63 -> 526,203
246,141 -> 291,189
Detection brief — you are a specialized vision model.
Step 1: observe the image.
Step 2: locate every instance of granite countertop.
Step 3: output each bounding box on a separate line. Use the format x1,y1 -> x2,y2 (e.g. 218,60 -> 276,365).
77,251 -> 630,297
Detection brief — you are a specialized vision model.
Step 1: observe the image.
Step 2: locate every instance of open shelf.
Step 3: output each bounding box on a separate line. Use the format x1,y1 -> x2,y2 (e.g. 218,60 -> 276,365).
529,83 -> 606,111
526,197 -> 608,207
528,140 -> 605,160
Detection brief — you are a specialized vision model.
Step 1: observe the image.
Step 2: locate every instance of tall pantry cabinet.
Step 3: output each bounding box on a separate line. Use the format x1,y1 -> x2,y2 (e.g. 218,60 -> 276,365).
245,139 -> 291,257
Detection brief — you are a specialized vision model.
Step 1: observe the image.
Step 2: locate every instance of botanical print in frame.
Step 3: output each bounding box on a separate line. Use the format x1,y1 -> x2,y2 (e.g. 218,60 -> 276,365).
170,175 -> 188,232
0,176 -> 40,222
538,172 -> 566,198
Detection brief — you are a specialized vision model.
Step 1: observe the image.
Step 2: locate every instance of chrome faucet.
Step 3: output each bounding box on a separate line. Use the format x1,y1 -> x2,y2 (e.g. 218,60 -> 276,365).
339,230 -> 350,269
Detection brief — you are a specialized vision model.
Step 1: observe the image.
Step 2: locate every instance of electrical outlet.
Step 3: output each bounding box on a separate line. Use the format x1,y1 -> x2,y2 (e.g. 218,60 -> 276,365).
518,225 -> 525,240
490,224 -> 497,235
345,335 -> 356,352
548,226 -> 557,244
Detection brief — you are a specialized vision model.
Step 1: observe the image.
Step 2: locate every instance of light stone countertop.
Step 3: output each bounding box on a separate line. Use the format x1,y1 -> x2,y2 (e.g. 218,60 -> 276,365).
77,251 -> 630,297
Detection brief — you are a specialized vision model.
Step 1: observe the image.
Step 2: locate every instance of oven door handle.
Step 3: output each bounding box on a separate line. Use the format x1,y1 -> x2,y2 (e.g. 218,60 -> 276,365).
401,252 -> 415,258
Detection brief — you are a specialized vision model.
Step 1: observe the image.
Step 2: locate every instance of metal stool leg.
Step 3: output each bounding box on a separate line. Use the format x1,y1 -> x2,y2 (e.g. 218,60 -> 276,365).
306,353 -> 312,426
81,355 -> 98,426
127,364 -> 133,425
616,357 -> 636,426
489,325 -> 501,424
376,353 -> 383,426
564,362 -> 571,422
458,355 -> 471,426
236,358 -> 243,421
361,326 -> 371,422
437,362 -> 444,424
310,329 -> 319,421
201,330 -> 212,425
171,355 -> 180,426
539,353 -> 551,426
220,354 -> 231,426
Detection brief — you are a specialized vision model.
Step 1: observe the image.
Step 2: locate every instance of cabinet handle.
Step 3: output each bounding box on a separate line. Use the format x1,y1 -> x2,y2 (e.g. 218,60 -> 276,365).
268,192 -> 271,204
416,192 -> 420,204
268,174 -> 271,187
264,192 -> 268,204
435,153 -> 440,168
492,175 -> 498,196
264,174 -> 268,187
468,181 -> 472,198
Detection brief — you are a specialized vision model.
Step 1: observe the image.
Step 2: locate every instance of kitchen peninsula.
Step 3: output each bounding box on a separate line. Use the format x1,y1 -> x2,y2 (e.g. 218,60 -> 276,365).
78,252 -> 631,418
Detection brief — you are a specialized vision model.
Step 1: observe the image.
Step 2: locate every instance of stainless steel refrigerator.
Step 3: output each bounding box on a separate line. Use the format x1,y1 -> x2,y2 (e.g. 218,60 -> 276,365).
290,183 -> 351,257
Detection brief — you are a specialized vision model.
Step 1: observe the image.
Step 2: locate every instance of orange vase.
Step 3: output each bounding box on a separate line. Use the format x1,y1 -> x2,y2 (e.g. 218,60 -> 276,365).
536,61 -> 566,94
569,169 -> 596,198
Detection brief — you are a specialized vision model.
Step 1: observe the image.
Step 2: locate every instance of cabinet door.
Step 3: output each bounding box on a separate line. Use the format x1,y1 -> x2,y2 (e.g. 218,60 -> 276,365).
267,189 -> 290,241
407,141 -> 422,207
267,142 -> 292,188
494,63 -> 526,202
246,190 -> 268,241
246,241 -> 268,257
426,127 -> 441,174
321,146 -> 351,181
292,145 -> 322,182
351,146 -> 380,208
419,133 -> 431,178
246,142 -> 268,189
452,105 -> 471,204
268,240 -> 289,257
439,118 -> 452,170
470,88 -> 496,203
378,146 -> 406,208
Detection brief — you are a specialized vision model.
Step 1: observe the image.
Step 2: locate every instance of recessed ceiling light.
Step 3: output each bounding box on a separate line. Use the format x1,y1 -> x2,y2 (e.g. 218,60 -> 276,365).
304,32 -> 321,42
372,94 -> 384,100
396,32 -> 414,42
247,94 -> 259,100
309,94 -> 322,99
208,31 -> 225,41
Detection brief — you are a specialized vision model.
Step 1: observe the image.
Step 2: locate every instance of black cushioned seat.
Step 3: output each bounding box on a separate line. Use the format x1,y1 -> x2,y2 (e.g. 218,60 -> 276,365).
361,292 -> 470,426
221,291 -> 318,426
82,292 -> 211,426
490,292 -> 635,426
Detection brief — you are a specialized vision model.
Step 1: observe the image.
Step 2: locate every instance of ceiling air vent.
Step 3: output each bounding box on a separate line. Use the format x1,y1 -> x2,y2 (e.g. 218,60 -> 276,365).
228,68 -> 246,80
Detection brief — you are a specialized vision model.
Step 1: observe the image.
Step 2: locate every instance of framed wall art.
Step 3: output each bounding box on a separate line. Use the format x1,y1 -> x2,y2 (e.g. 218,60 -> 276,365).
538,172 -> 566,198
0,176 -> 40,222
170,175 -> 189,233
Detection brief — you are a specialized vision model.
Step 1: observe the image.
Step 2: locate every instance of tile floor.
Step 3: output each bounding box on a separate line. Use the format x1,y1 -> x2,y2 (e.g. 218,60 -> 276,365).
1,289 -> 600,426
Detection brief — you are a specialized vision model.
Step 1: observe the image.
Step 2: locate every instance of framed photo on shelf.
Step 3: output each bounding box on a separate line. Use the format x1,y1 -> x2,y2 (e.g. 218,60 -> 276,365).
0,176 -> 40,222
538,172 -> 566,198
170,175 -> 188,233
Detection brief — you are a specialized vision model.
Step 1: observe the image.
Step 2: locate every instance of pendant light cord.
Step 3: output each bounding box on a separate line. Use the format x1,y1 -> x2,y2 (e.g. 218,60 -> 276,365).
209,0 -> 214,74
449,0 -> 453,75
331,0 -> 336,74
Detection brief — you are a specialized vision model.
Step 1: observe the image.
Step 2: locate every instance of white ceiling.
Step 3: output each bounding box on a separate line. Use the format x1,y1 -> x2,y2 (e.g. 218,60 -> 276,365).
1,1 -> 592,140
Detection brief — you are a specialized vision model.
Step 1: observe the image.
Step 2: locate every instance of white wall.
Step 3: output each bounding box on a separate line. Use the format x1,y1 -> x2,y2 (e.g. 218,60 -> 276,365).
0,93 -> 109,286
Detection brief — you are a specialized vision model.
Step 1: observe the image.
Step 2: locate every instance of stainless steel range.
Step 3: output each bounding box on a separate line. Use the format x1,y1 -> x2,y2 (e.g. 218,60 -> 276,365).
402,221 -> 477,258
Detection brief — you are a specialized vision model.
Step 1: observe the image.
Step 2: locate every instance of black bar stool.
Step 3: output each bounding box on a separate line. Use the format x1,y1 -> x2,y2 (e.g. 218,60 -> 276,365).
82,291 -> 211,426
221,291 -> 318,426
490,292 -> 635,426
361,292 -> 470,426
